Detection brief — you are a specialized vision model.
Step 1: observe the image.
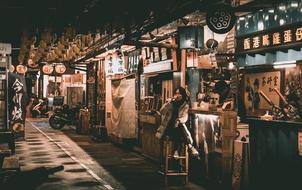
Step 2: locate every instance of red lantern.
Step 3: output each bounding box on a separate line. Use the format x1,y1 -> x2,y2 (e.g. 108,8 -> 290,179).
16,65 -> 27,74
27,58 -> 39,68
55,64 -> 66,74
42,64 -> 54,75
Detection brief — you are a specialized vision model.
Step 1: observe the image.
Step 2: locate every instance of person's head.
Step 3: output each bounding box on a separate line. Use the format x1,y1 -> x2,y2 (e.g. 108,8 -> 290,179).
173,87 -> 187,103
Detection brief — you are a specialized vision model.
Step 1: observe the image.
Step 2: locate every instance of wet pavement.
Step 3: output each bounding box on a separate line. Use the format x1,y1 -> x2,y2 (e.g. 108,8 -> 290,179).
15,118 -> 207,190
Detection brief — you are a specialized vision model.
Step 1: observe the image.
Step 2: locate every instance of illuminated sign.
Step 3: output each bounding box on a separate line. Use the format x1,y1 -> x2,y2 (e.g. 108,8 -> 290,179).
42,65 -> 54,75
55,64 -> 66,74
144,59 -> 172,74
237,23 -> 302,54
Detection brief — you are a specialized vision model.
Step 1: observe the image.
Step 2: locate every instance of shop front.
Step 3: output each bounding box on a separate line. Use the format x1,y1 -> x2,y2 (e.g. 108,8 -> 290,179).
236,1 -> 302,188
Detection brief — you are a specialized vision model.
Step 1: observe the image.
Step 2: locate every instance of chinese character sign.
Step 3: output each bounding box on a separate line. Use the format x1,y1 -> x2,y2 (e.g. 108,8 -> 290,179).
237,25 -> 302,53
244,71 -> 281,115
105,53 -> 125,75
8,73 -> 28,136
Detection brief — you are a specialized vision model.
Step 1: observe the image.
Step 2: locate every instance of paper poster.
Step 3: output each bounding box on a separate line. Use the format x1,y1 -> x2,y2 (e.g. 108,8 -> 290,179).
105,54 -> 125,75
244,71 -> 281,115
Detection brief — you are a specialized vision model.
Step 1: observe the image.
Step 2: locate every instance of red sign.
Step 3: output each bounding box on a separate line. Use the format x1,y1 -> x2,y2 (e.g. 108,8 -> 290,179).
55,64 -> 66,74
42,65 -> 54,75
16,65 -> 27,74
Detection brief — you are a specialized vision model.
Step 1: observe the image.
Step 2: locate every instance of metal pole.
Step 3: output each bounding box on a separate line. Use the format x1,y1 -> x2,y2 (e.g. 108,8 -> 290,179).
94,61 -> 99,125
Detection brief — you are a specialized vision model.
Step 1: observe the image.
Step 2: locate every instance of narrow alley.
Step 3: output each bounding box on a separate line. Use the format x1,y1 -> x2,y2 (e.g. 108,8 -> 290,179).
16,119 -> 205,190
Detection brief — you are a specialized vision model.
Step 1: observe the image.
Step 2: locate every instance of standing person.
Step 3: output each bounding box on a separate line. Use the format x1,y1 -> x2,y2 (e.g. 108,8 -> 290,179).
156,87 -> 199,159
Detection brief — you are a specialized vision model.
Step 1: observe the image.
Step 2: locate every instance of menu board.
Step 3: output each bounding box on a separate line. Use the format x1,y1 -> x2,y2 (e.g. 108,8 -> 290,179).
244,71 -> 281,116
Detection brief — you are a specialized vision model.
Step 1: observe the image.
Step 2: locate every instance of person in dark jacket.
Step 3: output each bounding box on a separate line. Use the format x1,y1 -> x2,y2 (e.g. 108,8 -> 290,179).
156,87 -> 199,159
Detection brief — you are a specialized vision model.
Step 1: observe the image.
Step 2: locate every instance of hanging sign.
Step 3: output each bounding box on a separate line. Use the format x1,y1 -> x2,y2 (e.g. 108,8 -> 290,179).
8,73 -> 28,137
206,5 -> 236,34
16,65 -> 27,74
55,64 -> 66,74
237,22 -> 302,54
42,64 -> 54,75
105,53 -> 125,75
178,26 -> 204,49
0,43 -> 12,54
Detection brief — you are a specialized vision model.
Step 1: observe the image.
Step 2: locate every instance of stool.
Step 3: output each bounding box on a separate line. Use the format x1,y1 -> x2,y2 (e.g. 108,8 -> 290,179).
160,137 -> 188,185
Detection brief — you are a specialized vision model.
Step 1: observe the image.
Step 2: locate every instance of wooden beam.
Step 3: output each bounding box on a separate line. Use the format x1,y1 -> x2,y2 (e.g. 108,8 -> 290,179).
124,40 -> 178,49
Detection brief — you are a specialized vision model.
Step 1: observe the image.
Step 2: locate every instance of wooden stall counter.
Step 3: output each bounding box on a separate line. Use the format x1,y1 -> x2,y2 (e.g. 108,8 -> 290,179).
246,117 -> 302,188
139,112 -> 161,161
189,108 -> 237,188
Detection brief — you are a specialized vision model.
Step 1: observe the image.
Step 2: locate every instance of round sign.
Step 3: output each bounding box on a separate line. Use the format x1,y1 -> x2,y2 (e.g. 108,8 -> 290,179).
55,64 -> 66,74
9,64 -> 15,73
27,58 -> 39,68
206,39 -> 219,49
206,5 -> 236,34
42,64 -> 54,75
16,65 -> 27,74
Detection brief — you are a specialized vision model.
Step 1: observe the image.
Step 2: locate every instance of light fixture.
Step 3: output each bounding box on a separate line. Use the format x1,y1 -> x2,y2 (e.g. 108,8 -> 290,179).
279,19 -> 285,26
268,9 -> 274,13
273,60 -> 296,65
186,39 -> 194,47
291,2 -> 299,8
274,64 -> 296,69
273,60 -> 297,69
228,62 -> 235,70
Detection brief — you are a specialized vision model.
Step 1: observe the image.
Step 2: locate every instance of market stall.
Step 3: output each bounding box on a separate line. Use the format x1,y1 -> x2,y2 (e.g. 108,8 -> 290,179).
236,2 -> 302,188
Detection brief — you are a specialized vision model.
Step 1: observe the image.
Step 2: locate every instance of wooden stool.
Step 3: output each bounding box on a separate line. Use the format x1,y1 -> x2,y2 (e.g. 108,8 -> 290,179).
160,137 -> 188,186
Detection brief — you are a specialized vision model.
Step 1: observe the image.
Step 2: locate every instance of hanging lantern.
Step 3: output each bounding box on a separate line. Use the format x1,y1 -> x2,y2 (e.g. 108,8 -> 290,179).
16,64 -> 27,74
27,58 -> 39,68
42,64 -> 54,75
9,64 -> 15,73
55,64 -> 66,74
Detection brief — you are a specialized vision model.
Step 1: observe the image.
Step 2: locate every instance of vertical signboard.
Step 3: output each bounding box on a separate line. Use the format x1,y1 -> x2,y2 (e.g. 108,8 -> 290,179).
8,73 -> 28,138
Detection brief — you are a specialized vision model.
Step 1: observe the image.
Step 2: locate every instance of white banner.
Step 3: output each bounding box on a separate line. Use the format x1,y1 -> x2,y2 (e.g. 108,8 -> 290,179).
0,43 -> 12,54
110,78 -> 137,138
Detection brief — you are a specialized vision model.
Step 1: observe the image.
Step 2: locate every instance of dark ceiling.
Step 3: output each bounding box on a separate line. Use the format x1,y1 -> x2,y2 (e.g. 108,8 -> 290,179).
0,0 -> 204,47
0,0 -> 287,49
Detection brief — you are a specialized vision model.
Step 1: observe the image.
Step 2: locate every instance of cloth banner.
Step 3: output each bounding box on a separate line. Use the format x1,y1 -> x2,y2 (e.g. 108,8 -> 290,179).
110,78 -> 137,138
